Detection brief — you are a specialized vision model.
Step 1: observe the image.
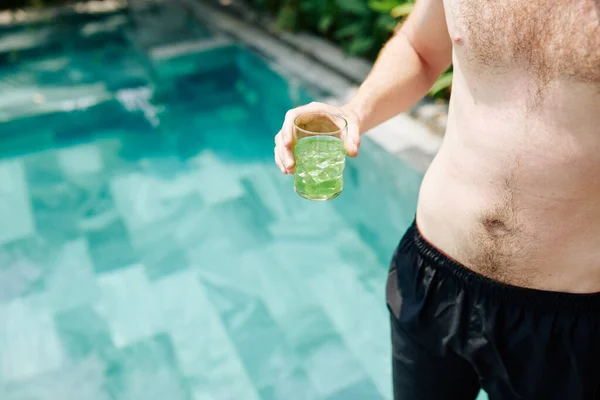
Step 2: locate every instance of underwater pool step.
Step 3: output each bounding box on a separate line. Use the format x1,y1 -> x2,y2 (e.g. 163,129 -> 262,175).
149,41 -> 240,84
149,36 -> 233,61
0,83 -> 113,123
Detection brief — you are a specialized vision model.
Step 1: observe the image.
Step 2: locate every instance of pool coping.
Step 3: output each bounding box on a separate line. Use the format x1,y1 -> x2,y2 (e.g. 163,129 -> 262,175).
175,0 -> 442,172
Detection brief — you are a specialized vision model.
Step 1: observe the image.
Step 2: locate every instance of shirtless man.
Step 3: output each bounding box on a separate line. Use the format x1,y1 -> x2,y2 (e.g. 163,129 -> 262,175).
274,0 -> 600,398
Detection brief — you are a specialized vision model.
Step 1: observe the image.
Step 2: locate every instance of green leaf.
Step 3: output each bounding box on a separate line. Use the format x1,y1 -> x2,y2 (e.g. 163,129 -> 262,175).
319,15 -> 334,33
334,0 -> 371,15
429,71 -> 453,96
275,4 -> 298,31
299,0 -> 318,12
334,21 -> 365,39
374,13 -> 397,32
348,37 -> 377,56
391,2 -> 414,18
368,0 -> 401,13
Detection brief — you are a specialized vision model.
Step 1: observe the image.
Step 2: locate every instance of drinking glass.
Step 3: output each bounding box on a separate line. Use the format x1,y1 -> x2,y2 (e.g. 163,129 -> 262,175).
293,112 -> 347,201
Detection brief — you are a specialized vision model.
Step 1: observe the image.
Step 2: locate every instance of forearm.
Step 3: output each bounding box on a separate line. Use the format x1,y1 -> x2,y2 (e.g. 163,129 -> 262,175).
344,31 -> 444,134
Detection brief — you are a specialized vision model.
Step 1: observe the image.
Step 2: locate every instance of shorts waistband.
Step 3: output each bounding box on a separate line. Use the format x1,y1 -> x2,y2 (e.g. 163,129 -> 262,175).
408,221 -> 600,313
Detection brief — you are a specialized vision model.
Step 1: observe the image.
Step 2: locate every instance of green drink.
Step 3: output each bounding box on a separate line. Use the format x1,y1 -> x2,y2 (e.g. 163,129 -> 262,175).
294,136 -> 345,200
293,112 -> 347,201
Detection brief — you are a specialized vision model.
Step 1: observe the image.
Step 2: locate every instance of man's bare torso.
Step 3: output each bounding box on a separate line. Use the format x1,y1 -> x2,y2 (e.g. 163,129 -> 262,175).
417,0 -> 600,292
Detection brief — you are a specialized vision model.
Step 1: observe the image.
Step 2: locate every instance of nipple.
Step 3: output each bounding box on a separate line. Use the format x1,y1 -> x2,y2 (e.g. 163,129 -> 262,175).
453,35 -> 464,46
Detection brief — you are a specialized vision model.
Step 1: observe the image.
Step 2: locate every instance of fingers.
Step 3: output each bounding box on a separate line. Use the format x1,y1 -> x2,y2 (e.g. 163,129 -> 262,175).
281,102 -> 327,147
274,146 -> 285,173
281,110 -> 295,147
276,102 -> 361,175
343,121 -> 361,158
275,132 -> 295,174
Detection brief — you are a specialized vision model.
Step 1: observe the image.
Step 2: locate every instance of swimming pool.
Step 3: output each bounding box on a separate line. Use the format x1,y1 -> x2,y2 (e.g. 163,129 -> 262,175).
0,3 -> 428,399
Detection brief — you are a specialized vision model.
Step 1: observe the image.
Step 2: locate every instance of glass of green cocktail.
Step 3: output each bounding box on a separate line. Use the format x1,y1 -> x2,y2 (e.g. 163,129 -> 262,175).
293,112 -> 347,201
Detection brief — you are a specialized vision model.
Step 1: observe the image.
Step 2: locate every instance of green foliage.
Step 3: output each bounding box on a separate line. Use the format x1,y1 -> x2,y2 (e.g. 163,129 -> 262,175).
334,0 -> 370,16
1,0 -> 86,10
428,71 -> 453,97
390,3 -> 414,17
248,0 -> 451,99
368,0 -> 401,13
274,3 -> 298,32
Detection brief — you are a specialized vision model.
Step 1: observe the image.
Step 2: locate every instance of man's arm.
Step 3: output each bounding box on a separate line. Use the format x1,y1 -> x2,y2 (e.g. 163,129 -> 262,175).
345,0 -> 452,133
275,0 -> 451,173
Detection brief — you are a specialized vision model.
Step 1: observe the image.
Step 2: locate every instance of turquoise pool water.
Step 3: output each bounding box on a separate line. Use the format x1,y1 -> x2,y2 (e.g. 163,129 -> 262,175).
0,4 -> 470,400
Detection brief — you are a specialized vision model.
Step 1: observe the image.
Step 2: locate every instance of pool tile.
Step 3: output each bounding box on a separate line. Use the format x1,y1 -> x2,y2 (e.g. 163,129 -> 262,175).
28,160 -> 117,245
153,272 -> 259,400
85,217 -> 138,274
278,307 -> 339,351
0,160 -> 35,246
257,367 -> 319,400
0,300 -> 66,382
239,166 -> 303,221
201,276 -> 262,319
301,337 -> 368,398
186,150 -> 245,205
176,193 -> 271,254
110,171 -> 201,232
23,149 -> 64,187
308,266 -> 392,398
127,204 -> 192,282
94,265 -> 162,348
0,262 -> 43,303
54,306 -> 114,360
136,156 -> 188,180
28,240 -> 100,313
219,296 -> 293,389
192,379 -> 260,400
103,334 -> 189,400
77,181 -> 120,233
121,189 -> 207,265
140,239 -> 189,281
268,240 -> 349,283
325,378 -> 384,400
239,247 -> 319,321
336,230 -> 389,296
189,239 -> 263,297
57,143 -> 103,176
0,237 -> 49,303
29,180 -> 83,244
267,201 -> 347,243
0,356 -> 111,400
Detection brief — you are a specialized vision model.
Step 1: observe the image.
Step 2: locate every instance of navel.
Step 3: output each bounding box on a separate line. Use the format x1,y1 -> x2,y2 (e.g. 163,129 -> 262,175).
481,217 -> 511,238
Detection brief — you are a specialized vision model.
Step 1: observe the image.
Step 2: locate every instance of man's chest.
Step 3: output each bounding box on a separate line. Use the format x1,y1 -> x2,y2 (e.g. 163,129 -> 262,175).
445,0 -> 600,84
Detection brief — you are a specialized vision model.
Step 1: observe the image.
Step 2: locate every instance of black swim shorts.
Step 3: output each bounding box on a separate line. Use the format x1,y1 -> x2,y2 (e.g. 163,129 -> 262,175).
386,222 -> 600,400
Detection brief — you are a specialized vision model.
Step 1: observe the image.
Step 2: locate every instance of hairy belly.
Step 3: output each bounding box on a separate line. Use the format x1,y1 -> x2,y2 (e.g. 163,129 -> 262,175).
416,129 -> 600,292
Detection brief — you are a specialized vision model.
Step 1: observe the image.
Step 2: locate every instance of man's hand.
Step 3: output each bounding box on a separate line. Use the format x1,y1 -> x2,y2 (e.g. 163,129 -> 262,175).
274,0 -> 452,175
274,102 -> 361,175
